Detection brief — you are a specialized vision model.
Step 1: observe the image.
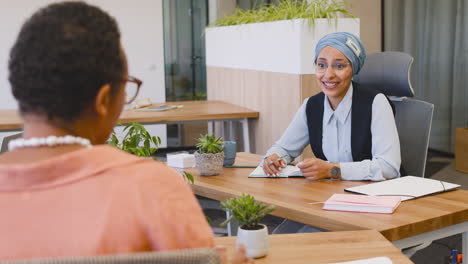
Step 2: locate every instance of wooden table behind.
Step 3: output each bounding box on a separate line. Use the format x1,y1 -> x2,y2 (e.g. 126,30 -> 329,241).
0,101 -> 259,130
190,153 -> 468,242
214,230 -> 414,264
0,110 -> 21,131
119,100 -> 259,124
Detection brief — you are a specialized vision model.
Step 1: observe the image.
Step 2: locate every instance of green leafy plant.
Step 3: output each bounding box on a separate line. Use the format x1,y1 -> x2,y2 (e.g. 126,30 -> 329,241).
192,92 -> 207,101
220,193 -> 275,230
109,122 -> 161,157
182,170 -> 194,184
209,0 -> 355,28
196,134 -> 224,154
109,122 -> 194,184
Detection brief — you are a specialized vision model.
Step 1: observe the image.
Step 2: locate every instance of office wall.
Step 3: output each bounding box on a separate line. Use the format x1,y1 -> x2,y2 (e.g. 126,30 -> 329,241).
208,0 -> 237,24
347,0 -> 382,53
0,0 -> 167,147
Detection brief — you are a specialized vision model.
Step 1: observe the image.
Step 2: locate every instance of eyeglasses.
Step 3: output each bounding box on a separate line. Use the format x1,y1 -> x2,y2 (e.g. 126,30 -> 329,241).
315,62 -> 351,73
124,76 -> 142,104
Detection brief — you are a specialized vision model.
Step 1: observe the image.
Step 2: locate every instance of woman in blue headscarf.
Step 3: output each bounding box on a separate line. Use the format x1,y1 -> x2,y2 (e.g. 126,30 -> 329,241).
262,32 -> 401,233
262,32 -> 401,182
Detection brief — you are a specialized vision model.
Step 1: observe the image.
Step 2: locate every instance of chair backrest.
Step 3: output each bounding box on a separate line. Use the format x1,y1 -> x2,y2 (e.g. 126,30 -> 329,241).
391,98 -> 434,177
355,52 -> 434,177
353,51 -> 415,97
0,248 -> 221,264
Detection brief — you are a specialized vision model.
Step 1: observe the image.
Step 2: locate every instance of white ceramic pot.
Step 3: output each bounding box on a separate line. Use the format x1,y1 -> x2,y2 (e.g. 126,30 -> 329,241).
236,224 -> 268,258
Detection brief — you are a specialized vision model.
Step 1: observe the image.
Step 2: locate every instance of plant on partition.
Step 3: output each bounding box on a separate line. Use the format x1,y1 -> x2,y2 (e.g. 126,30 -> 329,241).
209,0 -> 355,27
220,193 -> 275,230
109,122 -> 194,183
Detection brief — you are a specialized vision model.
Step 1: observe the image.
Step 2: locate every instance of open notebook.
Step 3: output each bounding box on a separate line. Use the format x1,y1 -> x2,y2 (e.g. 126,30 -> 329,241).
345,176 -> 460,201
249,165 -> 304,178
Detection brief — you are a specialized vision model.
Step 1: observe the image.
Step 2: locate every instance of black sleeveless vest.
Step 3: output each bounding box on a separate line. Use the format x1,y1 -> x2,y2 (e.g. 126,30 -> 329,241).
305,82 -> 395,162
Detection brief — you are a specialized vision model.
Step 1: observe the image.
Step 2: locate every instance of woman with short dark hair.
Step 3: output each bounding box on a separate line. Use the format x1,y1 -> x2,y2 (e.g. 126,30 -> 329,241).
0,2 -> 252,262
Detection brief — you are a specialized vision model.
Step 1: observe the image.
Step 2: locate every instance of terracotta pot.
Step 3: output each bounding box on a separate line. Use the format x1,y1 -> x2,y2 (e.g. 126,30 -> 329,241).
236,224 -> 268,258
194,151 -> 224,176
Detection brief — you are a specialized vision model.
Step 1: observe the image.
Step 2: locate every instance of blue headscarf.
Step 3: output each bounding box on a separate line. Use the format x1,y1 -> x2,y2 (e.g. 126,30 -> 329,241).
314,32 -> 366,76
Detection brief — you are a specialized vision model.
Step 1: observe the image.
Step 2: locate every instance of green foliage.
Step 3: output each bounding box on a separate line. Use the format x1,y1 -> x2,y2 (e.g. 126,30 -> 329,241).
109,122 -> 195,184
183,171 -> 194,184
166,92 -> 207,102
209,0 -> 355,27
196,134 -> 224,154
220,193 -> 275,229
109,122 -> 161,157
192,92 -> 207,101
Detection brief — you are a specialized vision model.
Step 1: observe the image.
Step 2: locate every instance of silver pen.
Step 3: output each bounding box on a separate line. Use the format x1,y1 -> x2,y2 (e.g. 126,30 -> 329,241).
267,155 -> 288,166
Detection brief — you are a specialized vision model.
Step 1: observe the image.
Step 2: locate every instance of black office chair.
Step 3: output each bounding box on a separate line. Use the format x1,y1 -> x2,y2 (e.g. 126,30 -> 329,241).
355,51 -> 434,177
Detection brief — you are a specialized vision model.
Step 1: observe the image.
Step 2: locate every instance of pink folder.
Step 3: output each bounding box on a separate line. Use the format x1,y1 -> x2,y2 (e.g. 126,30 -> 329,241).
322,193 -> 401,214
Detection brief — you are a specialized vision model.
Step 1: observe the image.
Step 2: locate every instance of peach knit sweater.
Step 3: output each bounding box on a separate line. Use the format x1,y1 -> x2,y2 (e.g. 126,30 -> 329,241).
0,145 -> 213,260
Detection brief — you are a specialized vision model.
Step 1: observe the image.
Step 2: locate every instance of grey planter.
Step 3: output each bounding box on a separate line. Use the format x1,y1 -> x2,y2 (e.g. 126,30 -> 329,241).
194,151 -> 224,176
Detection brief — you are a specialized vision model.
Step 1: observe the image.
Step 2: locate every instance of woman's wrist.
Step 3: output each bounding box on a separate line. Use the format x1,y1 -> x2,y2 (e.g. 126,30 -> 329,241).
329,163 -> 341,180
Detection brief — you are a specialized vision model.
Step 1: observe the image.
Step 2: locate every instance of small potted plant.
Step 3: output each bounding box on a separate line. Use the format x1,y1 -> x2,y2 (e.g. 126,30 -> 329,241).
109,122 -> 194,183
194,134 -> 224,176
220,193 -> 275,258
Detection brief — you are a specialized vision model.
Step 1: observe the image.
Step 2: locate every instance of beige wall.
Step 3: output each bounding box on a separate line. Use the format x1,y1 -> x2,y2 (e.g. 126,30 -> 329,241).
208,67 -> 321,154
347,0 -> 382,53
208,0 -> 236,24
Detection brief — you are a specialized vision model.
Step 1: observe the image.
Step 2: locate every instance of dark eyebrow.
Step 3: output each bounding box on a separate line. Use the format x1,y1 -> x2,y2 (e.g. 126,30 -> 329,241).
317,58 -> 346,62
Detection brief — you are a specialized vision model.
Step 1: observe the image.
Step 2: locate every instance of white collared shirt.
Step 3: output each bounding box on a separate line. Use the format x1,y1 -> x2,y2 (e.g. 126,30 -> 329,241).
265,84 -> 401,181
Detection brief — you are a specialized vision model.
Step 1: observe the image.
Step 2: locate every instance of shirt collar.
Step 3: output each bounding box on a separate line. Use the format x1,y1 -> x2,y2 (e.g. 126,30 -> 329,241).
0,145 -> 143,191
323,83 -> 353,125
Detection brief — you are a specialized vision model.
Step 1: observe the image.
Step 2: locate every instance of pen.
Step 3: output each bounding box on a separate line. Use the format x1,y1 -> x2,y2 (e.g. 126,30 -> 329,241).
267,155 -> 288,166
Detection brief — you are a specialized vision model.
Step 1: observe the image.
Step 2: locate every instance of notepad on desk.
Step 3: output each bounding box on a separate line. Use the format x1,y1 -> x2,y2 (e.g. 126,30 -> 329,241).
248,165 -> 304,178
345,176 -> 460,201
322,194 -> 401,214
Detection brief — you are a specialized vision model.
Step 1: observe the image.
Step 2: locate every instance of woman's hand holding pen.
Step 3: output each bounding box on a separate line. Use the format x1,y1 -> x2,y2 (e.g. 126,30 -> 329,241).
262,153 -> 286,176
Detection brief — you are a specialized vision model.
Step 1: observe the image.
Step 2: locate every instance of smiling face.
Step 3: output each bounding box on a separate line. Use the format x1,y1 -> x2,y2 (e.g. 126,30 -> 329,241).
315,46 -> 353,109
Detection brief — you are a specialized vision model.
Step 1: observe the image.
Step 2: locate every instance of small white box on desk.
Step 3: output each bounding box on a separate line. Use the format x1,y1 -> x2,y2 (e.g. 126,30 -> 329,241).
167,153 -> 195,168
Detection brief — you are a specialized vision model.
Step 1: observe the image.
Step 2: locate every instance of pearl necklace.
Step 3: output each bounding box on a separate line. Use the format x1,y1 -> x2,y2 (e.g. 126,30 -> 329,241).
8,135 -> 92,151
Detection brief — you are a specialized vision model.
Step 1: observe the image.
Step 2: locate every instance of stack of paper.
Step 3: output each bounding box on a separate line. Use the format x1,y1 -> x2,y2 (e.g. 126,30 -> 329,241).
167,153 -> 195,168
322,194 -> 401,214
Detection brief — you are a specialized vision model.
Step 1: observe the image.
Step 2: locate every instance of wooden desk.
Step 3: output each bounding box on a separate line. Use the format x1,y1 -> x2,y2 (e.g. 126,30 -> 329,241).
214,230 -> 414,264
190,153 -> 468,253
0,101 -> 259,152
